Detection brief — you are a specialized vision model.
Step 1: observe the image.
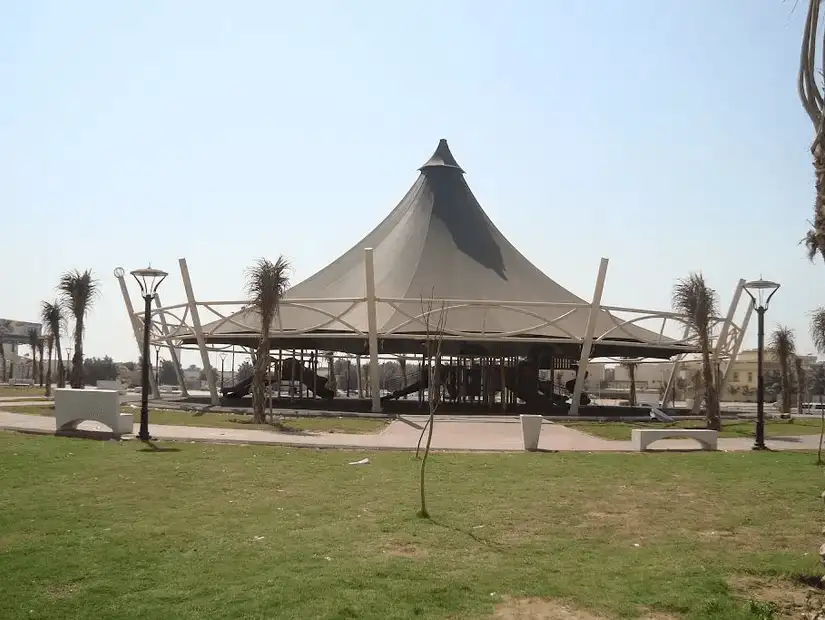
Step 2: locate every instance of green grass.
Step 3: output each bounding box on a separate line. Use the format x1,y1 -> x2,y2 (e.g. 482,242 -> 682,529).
0,404 -> 387,434
0,432 -> 822,619
564,418 -> 825,441
0,385 -> 48,399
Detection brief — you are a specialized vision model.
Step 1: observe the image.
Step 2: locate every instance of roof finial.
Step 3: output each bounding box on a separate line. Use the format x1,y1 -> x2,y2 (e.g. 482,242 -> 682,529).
419,138 -> 465,173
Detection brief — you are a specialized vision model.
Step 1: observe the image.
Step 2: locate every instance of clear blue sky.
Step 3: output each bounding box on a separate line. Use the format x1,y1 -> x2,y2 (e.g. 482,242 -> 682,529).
1,0 -> 820,366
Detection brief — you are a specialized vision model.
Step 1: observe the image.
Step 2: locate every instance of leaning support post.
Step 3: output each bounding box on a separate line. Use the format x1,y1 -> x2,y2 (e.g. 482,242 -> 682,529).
719,302 -> 753,398
712,279 -> 745,369
569,258 -> 609,416
364,248 -> 382,413
178,258 -> 219,405
115,270 -> 160,399
153,293 -> 189,397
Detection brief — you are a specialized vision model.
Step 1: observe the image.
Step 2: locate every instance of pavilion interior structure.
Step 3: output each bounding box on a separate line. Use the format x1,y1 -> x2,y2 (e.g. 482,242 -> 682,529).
122,139 -> 750,416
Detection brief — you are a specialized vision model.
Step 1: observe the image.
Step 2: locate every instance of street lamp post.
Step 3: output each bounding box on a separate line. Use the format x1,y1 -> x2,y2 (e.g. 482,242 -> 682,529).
219,352 -> 227,391
66,347 -> 73,386
129,267 -> 168,441
743,278 -> 781,451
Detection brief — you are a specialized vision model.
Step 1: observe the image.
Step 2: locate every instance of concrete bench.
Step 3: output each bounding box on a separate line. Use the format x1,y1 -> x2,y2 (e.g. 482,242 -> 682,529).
631,428 -> 718,452
54,388 -> 133,434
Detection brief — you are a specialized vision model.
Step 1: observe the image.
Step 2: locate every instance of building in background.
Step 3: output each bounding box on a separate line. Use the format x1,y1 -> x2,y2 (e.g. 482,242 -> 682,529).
0,319 -> 41,381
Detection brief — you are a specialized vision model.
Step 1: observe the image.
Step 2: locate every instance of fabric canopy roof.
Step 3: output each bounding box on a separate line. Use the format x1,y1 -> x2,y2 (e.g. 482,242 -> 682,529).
184,139 -> 691,358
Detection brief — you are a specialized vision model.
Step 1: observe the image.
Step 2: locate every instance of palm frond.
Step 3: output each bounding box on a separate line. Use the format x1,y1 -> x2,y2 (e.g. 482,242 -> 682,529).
27,327 -> 39,349
245,256 -> 291,330
811,307 -> 825,354
801,205 -> 825,263
671,272 -> 719,333
802,228 -> 823,262
768,325 -> 796,361
40,300 -> 65,338
57,269 -> 99,323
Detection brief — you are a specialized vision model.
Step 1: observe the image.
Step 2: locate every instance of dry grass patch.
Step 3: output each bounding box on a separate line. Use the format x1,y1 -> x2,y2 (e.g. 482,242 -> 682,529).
45,582 -> 83,601
729,575 -> 825,619
382,540 -> 428,559
493,597 -> 678,620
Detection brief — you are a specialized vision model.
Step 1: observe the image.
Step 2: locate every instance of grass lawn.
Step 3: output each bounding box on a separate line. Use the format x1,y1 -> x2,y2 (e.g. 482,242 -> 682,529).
563,418 -> 825,441
0,385 -> 48,399
1,432 -> 823,619
0,404 -> 388,434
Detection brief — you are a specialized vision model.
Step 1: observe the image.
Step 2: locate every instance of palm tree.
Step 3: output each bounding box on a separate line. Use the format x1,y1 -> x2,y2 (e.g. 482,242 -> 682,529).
44,334 -> 54,397
41,300 -> 65,388
672,273 -> 721,430
769,325 -> 796,416
245,257 -> 291,424
27,328 -> 39,383
58,269 -> 99,388
799,2 -> 825,264
620,359 -> 639,407
37,338 -> 44,387
795,356 -> 806,418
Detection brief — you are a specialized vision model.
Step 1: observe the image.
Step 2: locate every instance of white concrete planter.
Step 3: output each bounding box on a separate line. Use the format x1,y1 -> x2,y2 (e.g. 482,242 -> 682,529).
520,414 -> 543,452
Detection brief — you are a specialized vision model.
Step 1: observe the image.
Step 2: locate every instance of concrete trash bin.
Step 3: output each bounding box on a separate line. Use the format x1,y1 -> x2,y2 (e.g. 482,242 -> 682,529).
520,414 -> 543,451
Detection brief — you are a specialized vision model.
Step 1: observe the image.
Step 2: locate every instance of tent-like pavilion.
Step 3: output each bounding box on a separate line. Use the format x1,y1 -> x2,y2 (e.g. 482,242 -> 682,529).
126,139 -> 750,411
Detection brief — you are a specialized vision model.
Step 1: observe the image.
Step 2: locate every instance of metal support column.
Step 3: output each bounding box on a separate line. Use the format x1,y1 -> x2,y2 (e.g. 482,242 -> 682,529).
179,258 -> 219,405
712,279 -> 745,369
570,258 -> 609,416
364,248 -> 382,413
719,302 -> 753,398
153,293 -> 189,397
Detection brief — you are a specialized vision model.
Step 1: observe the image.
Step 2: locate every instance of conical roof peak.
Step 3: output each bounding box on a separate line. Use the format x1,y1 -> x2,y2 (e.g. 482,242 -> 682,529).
419,138 -> 465,173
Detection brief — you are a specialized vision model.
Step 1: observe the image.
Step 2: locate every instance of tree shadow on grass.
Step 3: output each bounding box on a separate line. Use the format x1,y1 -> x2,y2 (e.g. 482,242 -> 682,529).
137,440 -> 181,453
228,418 -> 313,436
427,517 -> 506,553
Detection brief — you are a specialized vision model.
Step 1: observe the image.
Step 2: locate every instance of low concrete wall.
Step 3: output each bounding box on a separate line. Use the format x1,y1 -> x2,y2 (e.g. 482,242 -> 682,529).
96,380 -> 126,395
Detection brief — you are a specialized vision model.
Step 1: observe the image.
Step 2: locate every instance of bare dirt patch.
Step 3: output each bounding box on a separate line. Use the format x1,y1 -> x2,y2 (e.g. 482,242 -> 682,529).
729,575 -> 825,619
382,541 -> 427,559
45,582 -> 82,600
493,596 -> 677,620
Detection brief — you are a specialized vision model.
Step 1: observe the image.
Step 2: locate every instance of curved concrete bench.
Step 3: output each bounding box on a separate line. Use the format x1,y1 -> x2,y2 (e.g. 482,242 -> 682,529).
54,388 -> 133,434
631,428 -> 718,451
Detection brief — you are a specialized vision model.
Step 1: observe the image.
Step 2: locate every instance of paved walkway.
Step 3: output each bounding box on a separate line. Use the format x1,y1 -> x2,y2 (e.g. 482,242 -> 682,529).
0,407 -> 820,452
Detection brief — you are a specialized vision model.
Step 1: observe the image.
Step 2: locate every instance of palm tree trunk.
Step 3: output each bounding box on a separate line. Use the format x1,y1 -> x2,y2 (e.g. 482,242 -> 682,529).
54,334 -> 64,389
252,337 -> 269,424
38,341 -> 44,387
780,360 -> 791,414
629,366 -> 637,407
72,319 -> 83,388
30,344 -> 37,382
45,343 -> 53,397
701,337 -> 720,431
0,345 -> 5,383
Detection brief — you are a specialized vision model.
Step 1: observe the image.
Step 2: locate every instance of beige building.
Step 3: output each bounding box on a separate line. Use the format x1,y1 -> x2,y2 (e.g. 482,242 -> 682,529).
588,349 -> 819,402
